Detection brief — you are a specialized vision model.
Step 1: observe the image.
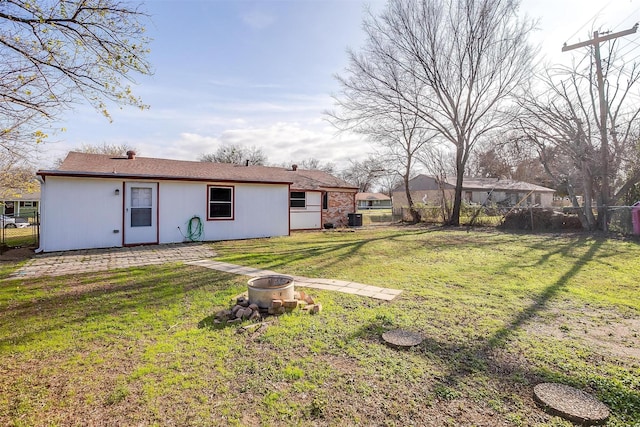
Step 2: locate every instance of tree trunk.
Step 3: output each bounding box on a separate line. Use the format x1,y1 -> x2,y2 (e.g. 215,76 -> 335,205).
449,147 -> 464,226
581,163 -> 597,230
566,182 -> 589,229
403,163 -> 420,223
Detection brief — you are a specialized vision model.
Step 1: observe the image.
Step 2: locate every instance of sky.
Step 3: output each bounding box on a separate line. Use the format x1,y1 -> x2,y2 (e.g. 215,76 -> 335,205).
37,0 -> 640,171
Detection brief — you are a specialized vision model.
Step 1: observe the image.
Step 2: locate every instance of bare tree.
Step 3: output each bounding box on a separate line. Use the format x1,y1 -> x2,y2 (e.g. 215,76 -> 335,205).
0,0 -> 152,163
331,0 -> 536,225
298,158 -> 336,174
200,144 -> 267,165
330,57 -> 436,222
467,135 -> 552,187
340,155 -> 386,192
53,143 -> 138,168
418,147 -> 456,221
519,45 -> 640,229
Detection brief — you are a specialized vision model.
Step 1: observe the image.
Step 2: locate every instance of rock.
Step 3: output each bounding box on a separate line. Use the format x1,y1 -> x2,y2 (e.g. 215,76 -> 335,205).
227,318 -> 242,324
304,294 -> 315,305
231,305 -> 242,316
310,303 -> 322,314
248,303 -> 259,311
283,299 -> 298,309
271,299 -> 283,309
215,309 -> 231,321
249,310 -> 261,321
268,306 -> 285,315
237,296 -> 250,307
241,308 -> 253,320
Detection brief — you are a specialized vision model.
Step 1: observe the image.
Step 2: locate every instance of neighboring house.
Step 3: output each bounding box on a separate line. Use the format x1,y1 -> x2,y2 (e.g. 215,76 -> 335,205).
36,152 -> 357,252
356,192 -> 392,209
0,189 -> 40,218
392,175 -> 555,210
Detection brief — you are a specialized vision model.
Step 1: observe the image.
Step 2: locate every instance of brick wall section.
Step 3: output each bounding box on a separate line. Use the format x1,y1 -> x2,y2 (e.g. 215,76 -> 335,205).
323,191 -> 355,227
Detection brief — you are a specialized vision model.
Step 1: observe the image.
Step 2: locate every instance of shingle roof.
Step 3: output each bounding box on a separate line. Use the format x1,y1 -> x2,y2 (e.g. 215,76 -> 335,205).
356,192 -> 391,201
452,177 -> 555,193
393,174 -> 554,193
38,152 -> 357,191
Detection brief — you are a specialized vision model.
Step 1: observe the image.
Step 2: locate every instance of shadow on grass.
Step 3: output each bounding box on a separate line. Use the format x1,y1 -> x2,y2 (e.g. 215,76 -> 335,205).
219,229 -> 435,273
350,236 -> 640,422
0,266 -> 242,349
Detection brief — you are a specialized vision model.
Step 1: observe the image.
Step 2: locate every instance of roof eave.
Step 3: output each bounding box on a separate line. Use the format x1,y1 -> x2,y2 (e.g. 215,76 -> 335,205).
36,170 -> 293,185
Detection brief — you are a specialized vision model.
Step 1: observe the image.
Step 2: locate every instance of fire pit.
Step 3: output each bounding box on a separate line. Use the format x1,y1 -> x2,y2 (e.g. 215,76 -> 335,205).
247,275 -> 295,309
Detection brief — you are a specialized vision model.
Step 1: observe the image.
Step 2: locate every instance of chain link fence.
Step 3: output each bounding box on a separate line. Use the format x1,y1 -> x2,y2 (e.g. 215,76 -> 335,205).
391,205 -> 640,236
0,213 -> 39,253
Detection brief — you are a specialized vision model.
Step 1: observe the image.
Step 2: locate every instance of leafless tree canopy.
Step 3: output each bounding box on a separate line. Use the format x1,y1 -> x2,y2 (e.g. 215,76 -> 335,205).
330,0 -> 537,225
200,144 -> 267,166
340,156 -> 386,192
0,0 -> 152,165
518,46 -> 640,229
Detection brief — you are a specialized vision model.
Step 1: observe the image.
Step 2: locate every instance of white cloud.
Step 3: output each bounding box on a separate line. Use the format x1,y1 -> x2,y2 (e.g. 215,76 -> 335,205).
138,121 -> 374,170
241,9 -> 276,30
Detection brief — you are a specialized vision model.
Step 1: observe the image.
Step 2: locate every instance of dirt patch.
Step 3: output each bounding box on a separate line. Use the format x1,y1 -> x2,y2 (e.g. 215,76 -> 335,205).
524,303 -> 640,360
0,247 -> 35,262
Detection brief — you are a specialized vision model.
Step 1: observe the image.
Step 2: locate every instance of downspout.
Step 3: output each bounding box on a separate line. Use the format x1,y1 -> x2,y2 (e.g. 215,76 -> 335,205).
35,175 -> 45,253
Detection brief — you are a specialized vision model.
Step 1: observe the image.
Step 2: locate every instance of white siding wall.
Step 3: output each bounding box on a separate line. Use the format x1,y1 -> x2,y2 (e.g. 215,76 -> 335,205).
39,177 -> 290,252
39,177 -> 124,252
159,181 -> 289,243
540,192 -> 554,207
290,191 -> 321,230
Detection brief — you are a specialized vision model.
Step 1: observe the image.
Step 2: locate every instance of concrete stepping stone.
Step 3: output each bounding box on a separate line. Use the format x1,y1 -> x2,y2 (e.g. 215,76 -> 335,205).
533,383 -> 610,425
382,329 -> 423,348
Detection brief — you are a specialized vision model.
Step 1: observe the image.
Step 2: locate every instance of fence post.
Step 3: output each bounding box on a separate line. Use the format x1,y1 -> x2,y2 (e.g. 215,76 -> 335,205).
530,206 -> 534,230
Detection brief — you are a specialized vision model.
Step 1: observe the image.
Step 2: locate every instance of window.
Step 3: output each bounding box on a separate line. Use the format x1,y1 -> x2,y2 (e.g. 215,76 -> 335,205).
131,187 -> 152,227
208,186 -> 233,219
465,191 -> 473,202
290,191 -> 306,208
535,193 -> 541,205
322,192 -> 328,210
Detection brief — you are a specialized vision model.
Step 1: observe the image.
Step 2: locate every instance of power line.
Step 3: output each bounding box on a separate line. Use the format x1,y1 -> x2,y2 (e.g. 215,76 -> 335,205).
564,1 -> 614,45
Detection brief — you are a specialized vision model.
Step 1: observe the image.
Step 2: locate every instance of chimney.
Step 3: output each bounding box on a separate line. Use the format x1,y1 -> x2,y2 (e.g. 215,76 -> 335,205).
292,164 -> 298,171
126,150 -> 136,160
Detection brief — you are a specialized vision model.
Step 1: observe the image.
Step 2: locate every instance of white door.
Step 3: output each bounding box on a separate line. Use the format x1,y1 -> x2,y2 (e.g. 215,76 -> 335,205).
124,182 -> 158,245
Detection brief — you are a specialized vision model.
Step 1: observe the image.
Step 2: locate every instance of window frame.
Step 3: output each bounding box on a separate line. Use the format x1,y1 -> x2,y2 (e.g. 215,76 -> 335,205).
290,191 -> 306,208
130,186 -> 153,228
207,185 -> 235,220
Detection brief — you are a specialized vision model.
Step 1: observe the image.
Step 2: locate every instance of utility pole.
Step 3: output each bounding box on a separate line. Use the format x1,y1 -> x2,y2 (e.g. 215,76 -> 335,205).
562,24 -> 638,231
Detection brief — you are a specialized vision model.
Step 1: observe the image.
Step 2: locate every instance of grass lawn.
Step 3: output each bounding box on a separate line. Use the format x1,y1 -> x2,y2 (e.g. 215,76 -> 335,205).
1,226 -> 38,249
1,227 -> 639,426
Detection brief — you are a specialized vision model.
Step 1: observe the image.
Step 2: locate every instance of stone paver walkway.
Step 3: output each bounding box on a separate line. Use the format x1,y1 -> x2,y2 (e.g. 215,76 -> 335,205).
8,244 -> 403,301
186,260 -> 403,301
9,243 -> 217,278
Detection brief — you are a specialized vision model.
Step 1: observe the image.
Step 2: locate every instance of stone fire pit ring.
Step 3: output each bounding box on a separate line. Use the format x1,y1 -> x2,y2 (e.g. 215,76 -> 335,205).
247,275 -> 295,309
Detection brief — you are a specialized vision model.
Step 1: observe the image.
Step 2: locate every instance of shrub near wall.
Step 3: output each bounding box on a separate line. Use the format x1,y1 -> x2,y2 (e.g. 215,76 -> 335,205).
500,208 -> 583,231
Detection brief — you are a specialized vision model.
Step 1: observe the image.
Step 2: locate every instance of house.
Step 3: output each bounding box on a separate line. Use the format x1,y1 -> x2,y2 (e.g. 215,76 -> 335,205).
392,175 -> 555,210
0,189 -> 40,219
36,152 -> 357,252
356,192 -> 392,209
